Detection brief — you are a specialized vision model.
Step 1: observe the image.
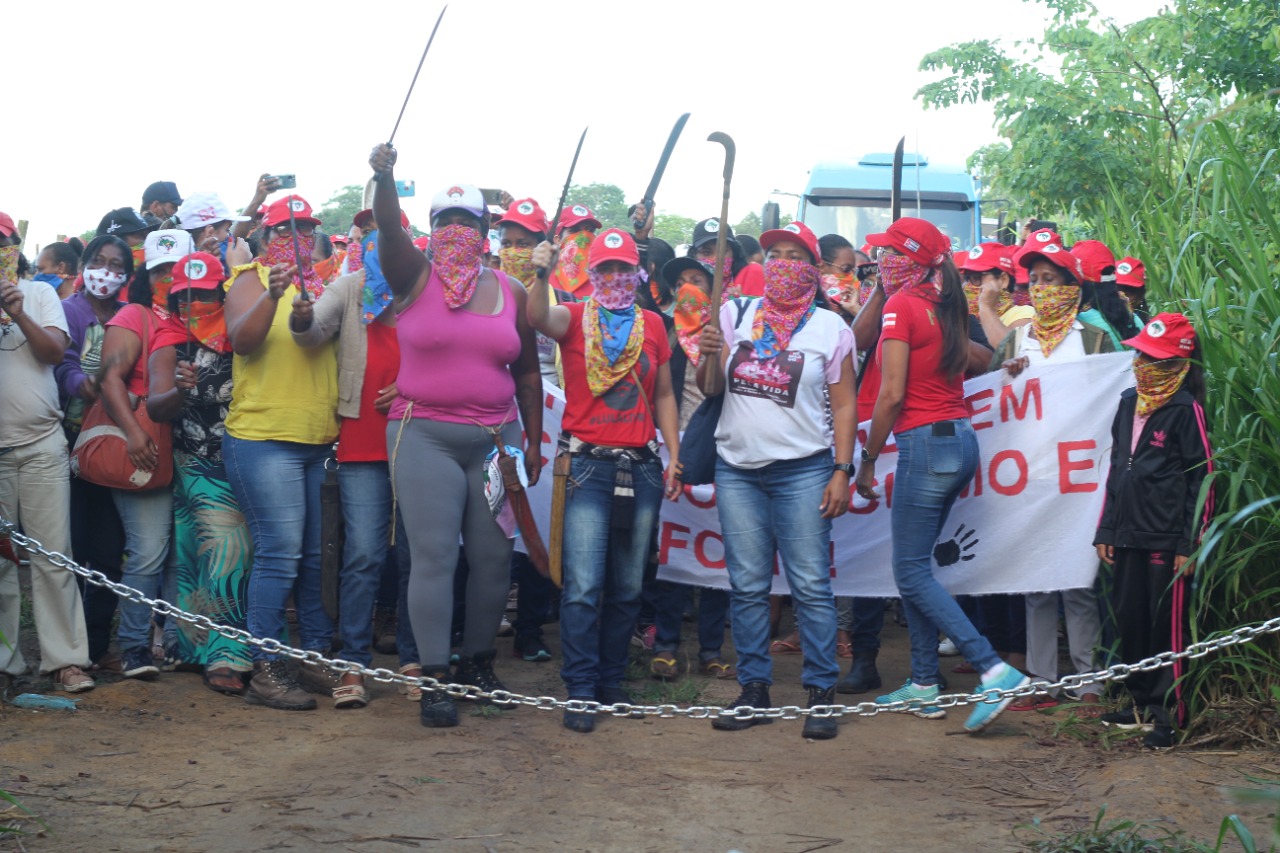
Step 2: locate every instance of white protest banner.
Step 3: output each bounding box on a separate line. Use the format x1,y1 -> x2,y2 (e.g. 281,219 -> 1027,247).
518,351 -> 1134,597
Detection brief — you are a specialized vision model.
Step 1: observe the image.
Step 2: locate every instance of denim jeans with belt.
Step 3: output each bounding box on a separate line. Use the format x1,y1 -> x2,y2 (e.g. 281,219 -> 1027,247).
716,450 -> 839,690
224,436 -> 334,661
559,453 -> 664,698
336,461 -> 394,667
890,419 -> 1002,685
111,484 -> 173,654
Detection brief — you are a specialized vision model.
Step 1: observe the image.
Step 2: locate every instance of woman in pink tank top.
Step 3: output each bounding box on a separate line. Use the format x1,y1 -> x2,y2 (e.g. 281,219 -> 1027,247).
368,144 -> 542,730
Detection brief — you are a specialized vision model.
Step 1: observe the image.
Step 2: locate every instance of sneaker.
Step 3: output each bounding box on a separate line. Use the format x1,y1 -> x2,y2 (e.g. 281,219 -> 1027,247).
801,686 -> 839,740
121,646 -> 159,679
963,663 -> 1030,733
513,636 -> 552,663
372,607 -> 398,656
563,695 -> 597,733
496,616 -> 514,638
937,637 -> 960,657
876,681 -> 946,719
1143,725 -> 1175,750
54,665 -> 95,693
1100,707 -> 1154,731
455,650 -> 512,707
712,682 -> 773,731
158,640 -> 183,673
419,667 -> 458,727
245,660 -> 317,711
631,624 -> 656,651
296,660 -> 343,697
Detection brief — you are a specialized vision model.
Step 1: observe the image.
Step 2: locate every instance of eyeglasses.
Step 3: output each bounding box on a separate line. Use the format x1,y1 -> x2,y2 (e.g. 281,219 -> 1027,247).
823,261 -> 857,275
271,223 -> 316,238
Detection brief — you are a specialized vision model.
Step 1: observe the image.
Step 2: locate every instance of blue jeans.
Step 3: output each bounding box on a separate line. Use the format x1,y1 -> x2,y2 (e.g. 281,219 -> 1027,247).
716,451 -> 839,690
512,551 -> 558,642
559,453 -> 664,697
111,486 -> 173,652
224,436 -> 334,661
891,419 -> 1001,684
652,581 -> 729,662
336,462 -> 393,667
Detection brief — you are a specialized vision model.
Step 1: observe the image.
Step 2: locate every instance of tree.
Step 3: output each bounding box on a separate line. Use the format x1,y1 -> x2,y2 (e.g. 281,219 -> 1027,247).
315,184 -> 367,238
564,183 -> 632,232
732,211 -> 762,238
915,0 -> 1280,223
652,214 -> 699,247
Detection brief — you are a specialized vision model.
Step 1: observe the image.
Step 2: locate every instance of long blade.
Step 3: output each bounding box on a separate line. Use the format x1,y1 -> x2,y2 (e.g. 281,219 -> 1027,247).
538,127 -> 589,280
387,5 -> 448,146
641,112 -> 691,203
706,132 -> 736,326
891,136 -> 905,222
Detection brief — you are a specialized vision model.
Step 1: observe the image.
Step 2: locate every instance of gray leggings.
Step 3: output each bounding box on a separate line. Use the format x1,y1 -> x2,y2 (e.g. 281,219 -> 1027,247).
388,417 -> 520,668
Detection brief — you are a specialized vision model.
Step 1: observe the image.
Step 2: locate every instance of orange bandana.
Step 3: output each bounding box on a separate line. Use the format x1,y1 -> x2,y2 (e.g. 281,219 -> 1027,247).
673,283 -> 712,364
552,231 -> 593,295
1030,284 -> 1079,357
1134,358 -> 1189,417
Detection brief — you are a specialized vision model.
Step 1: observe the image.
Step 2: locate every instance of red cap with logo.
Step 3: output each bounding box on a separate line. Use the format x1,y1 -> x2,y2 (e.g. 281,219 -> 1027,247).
587,228 -> 639,269
330,233 -> 349,246
495,198 -> 550,237
353,208 -> 411,231
170,252 -> 227,293
263,195 -> 322,228
953,250 -> 970,269
760,221 -> 821,265
558,204 -> 602,234
962,242 -> 1015,273
1124,312 -> 1196,359
1070,239 -> 1117,282
0,211 -> 20,239
1015,230 -> 1085,282
864,217 -> 950,267
1115,257 -> 1145,288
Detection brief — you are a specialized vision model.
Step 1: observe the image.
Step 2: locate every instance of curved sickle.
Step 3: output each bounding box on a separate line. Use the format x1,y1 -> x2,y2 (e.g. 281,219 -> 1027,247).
708,132 -> 736,181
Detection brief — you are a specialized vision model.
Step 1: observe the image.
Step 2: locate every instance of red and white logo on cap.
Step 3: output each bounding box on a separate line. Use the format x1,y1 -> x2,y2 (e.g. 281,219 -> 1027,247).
448,187 -> 464,201
603,232 -> 624,249
784,223 -> 801,234
706,219 -> 721,233
184,258 -> 208,280
517,202 -> 534,215
904,238 -> 920,251
1147,320 -> 1166,338
1043,244 -> 1060,254
969,245 -> 984,259
289,199 -> 305,213
572,205 -> 589,217
1035,231 -> 1053,243
1117,262 -> 1133,274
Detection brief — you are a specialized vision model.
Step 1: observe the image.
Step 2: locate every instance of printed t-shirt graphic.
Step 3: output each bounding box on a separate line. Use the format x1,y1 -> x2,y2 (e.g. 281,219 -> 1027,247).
728,345 -> 805,409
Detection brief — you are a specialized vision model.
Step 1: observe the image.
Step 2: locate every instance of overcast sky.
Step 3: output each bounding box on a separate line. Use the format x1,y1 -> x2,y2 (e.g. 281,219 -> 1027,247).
5,0 -> 1164,250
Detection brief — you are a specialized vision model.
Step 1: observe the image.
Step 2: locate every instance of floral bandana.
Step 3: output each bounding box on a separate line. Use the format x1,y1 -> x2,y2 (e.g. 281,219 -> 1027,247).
553,230 -> 594,294
429,224 -> 484,309
584,300 -> 645,397
698,254 -> 733,283
0,246 -> 17,326
962,278 -> 1012,317
131,244 -> 146,271
264,234 -> 324,300
674,283 -> 713,363
346,234 -> 364,273
177,299 -> 231,354
151,272 -> 176,309
1030,283 -> 1080,357
1134,357 -> 1189,417
1011,287 -> 1032,307
359,230 -> 393,324
588,269 -> 641,311
752,258 -> 819,361
499,246 -> 538,288
877,251 -> 930,297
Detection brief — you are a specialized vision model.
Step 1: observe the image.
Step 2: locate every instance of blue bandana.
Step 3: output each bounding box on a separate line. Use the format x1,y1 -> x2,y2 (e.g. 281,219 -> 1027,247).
597,304 -> 635,365
359,230 -> 394,324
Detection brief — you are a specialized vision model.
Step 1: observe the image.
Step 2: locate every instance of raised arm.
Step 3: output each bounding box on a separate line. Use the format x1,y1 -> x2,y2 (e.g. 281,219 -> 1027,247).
232,174 -> 281,241
852,284 -> 886,352
368,144 -> 428,300
526,241 -> 572,341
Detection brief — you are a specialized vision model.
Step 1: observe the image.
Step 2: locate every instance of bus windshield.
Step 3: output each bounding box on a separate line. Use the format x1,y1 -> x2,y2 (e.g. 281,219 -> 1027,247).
801,197 -> 976,251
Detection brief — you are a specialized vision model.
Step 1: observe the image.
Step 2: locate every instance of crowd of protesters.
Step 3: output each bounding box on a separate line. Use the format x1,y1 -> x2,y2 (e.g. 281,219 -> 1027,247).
0,148 -> 1209,749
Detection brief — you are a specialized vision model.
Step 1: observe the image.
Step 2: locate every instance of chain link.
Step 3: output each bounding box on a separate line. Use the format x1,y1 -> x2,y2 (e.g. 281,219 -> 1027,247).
5,519 -> 1278,720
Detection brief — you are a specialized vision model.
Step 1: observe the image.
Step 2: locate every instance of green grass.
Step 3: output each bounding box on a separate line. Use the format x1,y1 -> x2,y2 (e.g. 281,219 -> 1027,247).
1018,803 -> 1279,853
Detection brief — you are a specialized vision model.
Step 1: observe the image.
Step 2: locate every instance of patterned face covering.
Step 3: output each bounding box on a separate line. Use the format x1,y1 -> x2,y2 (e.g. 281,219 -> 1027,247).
752,258 -> 819,361
131,244 -> 146,271
265,234 -> 324,300
84,267 -> 127,299
877,251 -> 929,297
962,276 -> 1012,316
588,269 -> 642,311
1134,356 -> 1189,417
0,245 -> 18,288
673,282 -> 713,363
554,230 -> 594,294
1011,286 -> 1032,307
499,246 -> 538,288
151,271 -> 176,309
346,234 -> 365,273
428,224 -> 484,309
698,254 -> 733,283
359,230 -> 393,324
177,297 -> 231,354
584,301 -> 645,397
1030,283 -> 1080,357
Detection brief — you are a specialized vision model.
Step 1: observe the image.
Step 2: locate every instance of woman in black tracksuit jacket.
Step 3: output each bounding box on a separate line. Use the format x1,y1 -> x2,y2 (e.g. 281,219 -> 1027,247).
1094,312 -> 1213,748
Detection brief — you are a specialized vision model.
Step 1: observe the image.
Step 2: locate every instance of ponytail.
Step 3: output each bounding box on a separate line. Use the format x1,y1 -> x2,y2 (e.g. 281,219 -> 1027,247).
935,259 -> 970,380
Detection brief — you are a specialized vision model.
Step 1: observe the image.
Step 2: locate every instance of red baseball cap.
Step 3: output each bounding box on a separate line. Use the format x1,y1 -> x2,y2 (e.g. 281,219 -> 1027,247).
558,204 -> 601,234
760,221 -> 821,265
587,228 -> 639,269
1015,230 -> 1084,282
330,233 -> 349,246
0,211 -> 20,239
1070,239 -> 1117,282
1124,312 -> 1196,359
496,198 -> 550,238
353,208 -> 410,231
865,217 -> 949,267
961,242 -> 1014,273
1014,263 -> 1030,285
170,252 -> 226,293
263,195 -> 321,228
953,250 -> 970,269
1115,257 -> 1145,288
412,235 -> 431,252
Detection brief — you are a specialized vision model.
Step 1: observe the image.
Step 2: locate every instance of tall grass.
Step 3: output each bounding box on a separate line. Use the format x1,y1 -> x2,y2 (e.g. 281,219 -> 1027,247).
1100,121 -> 1280,740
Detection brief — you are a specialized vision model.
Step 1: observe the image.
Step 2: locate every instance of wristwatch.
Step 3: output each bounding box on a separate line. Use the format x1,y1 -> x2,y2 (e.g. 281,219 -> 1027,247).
861,448 -> 878,463
834,462 -> 854,476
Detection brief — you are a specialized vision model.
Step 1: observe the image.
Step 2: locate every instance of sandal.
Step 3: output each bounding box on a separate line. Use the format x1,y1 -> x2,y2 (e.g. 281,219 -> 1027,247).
202,667 -> 247,696
836,643 -> 853,659
952,661 -> 977,674
1009,692 -> 1059,712
333,678 -> 368,709
769,640 -> 802,655
398,664 -> 423,702
650,654 -> 678,679
1071,693 -> 1104,719
700,659 -> 737,680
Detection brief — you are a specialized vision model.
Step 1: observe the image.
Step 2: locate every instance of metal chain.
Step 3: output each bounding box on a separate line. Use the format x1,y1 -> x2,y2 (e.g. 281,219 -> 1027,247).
5,519 -> 1278,720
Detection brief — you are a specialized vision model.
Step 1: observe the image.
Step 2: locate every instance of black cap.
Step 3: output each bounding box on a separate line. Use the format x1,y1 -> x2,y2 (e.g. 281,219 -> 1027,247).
96,207 -> 154,237
142,181 -> 183,208
691,217 -> 735,249
662,257 -> 711,287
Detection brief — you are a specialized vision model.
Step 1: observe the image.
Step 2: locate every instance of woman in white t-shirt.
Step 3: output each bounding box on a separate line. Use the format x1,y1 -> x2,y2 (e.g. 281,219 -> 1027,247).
696,222 -> 856,741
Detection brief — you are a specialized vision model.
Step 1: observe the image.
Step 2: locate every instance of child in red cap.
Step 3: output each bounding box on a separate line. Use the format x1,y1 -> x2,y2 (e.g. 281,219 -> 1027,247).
1094,312 -> 1213,750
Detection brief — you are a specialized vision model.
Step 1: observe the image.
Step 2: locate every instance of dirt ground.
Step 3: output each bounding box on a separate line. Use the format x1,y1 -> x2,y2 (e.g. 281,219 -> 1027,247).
2,604 -> 1278,853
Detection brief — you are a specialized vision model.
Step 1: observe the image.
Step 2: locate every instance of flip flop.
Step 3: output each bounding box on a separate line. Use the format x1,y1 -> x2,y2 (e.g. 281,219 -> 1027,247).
1009,693 -> 1059,712
769,640 -> 802,655
836,643 -> 853,659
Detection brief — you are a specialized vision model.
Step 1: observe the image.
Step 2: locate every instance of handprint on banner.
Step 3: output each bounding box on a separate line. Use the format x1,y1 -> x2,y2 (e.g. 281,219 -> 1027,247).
933,524 -> 979,568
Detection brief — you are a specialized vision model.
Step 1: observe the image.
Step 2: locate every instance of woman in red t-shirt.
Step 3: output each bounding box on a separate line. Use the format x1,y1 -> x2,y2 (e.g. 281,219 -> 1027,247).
529,228 -> 682,734
856,217 -> 1030,734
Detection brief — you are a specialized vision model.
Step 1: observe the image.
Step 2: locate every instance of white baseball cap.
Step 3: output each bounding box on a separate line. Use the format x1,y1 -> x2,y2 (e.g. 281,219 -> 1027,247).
144,229 -> 196,270
430,183 -> 485,221
174,192 -> 250,231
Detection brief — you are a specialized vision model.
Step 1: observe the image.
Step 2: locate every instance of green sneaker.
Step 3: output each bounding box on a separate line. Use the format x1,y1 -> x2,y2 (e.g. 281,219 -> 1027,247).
875,680 -> 946,719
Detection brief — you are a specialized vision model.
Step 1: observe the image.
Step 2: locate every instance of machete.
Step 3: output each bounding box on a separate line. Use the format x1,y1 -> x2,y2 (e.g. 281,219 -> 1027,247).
632,112 -> 691,231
